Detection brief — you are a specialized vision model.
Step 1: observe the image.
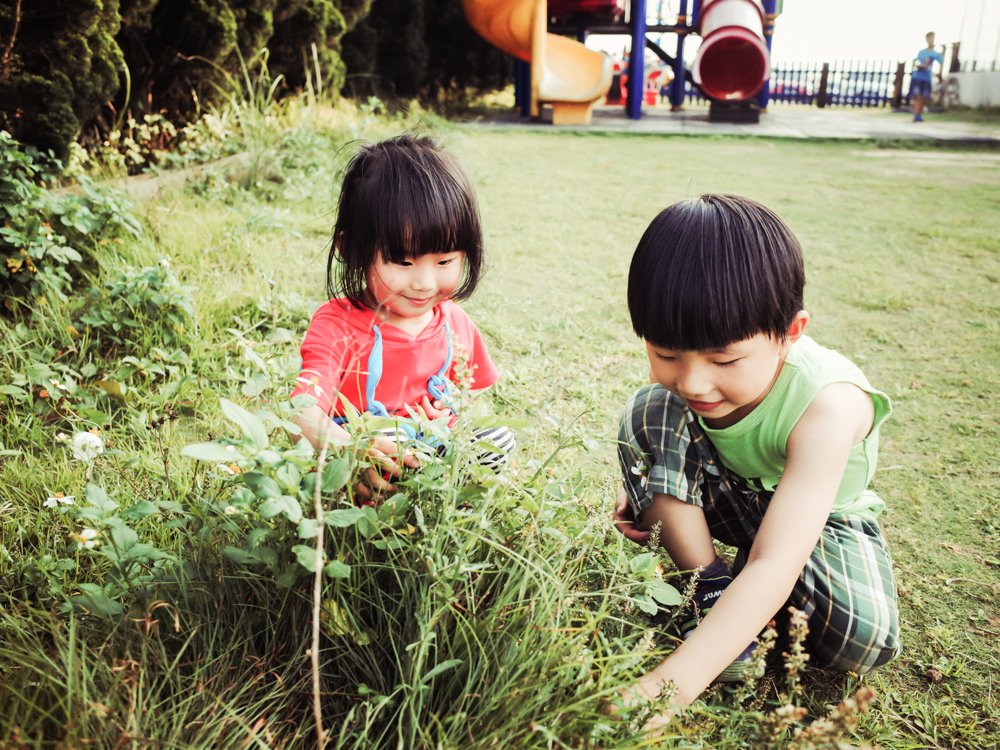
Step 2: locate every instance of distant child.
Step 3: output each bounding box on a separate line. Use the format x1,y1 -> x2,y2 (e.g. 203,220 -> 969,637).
910,31 -> 944,122
291,134 -> 515,499
613,194 -> 900,719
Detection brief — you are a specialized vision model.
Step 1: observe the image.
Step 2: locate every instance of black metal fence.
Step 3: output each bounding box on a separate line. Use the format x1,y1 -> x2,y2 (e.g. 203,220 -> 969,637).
679,51 -> 998,109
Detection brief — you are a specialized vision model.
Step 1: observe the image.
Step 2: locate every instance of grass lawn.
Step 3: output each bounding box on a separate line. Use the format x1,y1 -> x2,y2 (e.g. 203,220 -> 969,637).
2,110 -> 998,748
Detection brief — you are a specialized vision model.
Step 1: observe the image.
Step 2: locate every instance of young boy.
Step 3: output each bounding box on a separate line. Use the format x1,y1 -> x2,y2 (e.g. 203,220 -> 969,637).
910,31 -> 944,122
613,194 -> 900,718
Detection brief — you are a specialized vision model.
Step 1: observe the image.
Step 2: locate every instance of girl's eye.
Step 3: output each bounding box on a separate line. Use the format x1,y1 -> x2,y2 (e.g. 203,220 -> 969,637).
438,258 -> 454,266
396,260 -> 413,267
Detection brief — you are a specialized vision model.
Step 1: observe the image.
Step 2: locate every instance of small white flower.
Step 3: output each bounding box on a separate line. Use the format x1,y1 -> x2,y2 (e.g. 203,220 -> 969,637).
215,463 -> 241,476
630,461 -> 650,489
71,431 -> 104,462
43,493 -> 75,508
223,505 -> 239,516
71,527 -> 101,549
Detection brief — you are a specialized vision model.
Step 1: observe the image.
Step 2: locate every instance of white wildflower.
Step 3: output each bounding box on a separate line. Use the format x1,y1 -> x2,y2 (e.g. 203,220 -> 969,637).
71,431 -> 104,463
71,528 -> 101,549
630,461 -> 650,489
43,493 -> 75,508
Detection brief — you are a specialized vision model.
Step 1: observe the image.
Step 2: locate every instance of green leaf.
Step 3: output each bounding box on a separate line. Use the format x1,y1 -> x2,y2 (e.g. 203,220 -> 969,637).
84,484 -> 118,515
648,579 -> 682,606
68,584 -> 123,618
220,398 -> 269,449
321,457 -> 352,492
120,500 -> 159,521
324,560 -> 351,578
260,495 -> 302,523
292,544 -> 322,572
632,594 -> 659,616
243,471 -> 280,499
222,545 -> 276,567
298,518 -> 320,539
419,659 -> 463,685
94,379 -> 127,400
324,507 -> 366,528
182,442 -> 241,463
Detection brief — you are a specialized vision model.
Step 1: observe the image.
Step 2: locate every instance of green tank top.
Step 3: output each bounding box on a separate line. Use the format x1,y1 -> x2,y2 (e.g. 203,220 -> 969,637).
700,335 -> 891,520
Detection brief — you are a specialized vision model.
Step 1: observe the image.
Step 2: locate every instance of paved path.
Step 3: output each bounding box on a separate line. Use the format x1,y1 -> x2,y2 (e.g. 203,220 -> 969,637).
474,103 -> 1000,144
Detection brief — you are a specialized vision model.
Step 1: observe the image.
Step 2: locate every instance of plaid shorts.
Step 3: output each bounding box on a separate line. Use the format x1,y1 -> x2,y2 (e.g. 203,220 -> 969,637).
618,384 -> 901,673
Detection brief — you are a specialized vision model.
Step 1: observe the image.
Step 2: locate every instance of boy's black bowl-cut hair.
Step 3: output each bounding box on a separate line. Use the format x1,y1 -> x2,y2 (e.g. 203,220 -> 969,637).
628,194 -> 805,351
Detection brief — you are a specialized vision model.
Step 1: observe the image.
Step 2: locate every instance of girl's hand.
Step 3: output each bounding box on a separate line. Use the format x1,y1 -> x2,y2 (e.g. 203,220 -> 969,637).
417,395 -> 453,421
354,435 -> 421,501
613,489 -> 651,545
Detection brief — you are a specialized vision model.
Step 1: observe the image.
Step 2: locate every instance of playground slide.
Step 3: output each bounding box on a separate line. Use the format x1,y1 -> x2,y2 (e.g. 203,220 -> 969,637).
463,0 -> 613,125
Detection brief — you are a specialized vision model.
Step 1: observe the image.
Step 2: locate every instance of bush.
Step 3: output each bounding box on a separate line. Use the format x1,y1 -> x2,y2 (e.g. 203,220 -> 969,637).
0,131 -> 145,312
0,0 -> 124,160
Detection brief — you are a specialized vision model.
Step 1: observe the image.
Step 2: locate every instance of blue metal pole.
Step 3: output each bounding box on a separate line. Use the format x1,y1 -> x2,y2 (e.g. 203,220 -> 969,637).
669,0 -> 689,109
514,59 -> 531,117
627,0 -> 647,119
758,0 -> 777,109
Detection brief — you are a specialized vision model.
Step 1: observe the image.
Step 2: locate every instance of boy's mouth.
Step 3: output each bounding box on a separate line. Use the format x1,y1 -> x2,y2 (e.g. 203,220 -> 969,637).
686,399 -> 724,413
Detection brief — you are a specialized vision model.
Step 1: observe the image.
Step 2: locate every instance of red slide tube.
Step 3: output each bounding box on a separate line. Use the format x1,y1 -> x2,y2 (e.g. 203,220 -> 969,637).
693,0 -> 770,101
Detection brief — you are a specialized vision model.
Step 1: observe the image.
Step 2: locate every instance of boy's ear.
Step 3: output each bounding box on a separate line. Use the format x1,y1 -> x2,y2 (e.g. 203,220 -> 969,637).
785,310 -> 810,343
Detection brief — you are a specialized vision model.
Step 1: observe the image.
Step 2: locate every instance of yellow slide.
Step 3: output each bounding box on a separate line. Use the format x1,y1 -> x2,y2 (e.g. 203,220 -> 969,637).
463,0 -> 613,125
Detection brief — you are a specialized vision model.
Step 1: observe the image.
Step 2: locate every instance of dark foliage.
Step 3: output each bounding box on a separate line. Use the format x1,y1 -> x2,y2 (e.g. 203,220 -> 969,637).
342,0 -> 510,102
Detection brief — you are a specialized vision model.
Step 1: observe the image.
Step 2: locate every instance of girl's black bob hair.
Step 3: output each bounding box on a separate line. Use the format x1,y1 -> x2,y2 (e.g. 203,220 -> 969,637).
327,134 -> 484,308
628,194 -> 805,350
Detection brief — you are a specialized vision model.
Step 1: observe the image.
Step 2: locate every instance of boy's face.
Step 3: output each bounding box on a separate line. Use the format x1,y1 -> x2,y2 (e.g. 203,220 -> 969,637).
645,317 -> 806,428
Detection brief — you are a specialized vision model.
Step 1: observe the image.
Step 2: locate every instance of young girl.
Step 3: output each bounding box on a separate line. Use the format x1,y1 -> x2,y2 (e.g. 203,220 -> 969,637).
613,194 -> 900,724
291,134 -> 515,499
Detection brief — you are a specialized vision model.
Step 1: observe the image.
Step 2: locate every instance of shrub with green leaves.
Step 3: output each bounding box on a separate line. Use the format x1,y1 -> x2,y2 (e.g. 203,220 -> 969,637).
0,131 -> 144,311
74,260 -> 195,373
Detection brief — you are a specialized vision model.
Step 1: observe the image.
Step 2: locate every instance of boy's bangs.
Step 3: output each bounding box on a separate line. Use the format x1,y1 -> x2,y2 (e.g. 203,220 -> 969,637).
640,276 -> 770,351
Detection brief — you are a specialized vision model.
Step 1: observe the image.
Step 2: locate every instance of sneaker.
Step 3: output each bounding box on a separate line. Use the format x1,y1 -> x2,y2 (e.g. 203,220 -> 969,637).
913,114 -> 924,122
679,558 -> 756,683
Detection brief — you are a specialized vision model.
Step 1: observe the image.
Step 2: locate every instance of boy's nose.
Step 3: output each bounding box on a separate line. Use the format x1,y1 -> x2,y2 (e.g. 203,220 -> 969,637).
676,365 -> 712,398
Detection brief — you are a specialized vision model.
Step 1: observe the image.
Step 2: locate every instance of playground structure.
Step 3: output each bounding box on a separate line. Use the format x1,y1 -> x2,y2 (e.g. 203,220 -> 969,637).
463,0 -> 780,123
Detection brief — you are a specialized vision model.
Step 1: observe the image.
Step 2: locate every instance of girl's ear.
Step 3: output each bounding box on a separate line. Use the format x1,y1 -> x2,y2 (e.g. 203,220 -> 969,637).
785,310 -> 810,343
334,233 -> 345,254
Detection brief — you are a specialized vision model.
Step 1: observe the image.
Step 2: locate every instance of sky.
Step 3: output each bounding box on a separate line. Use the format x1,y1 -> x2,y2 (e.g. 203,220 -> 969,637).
586,0 -> 1000,66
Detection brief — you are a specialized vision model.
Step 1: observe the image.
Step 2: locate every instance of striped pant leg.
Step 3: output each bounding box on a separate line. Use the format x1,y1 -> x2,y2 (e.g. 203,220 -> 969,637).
790,516 -> 901,673
468,424 -> 517,472
371,422 -> 516,473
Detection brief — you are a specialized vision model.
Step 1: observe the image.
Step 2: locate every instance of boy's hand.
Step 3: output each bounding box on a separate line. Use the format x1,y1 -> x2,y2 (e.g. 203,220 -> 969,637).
354,435 -> 420,501
613,489 -> 651,545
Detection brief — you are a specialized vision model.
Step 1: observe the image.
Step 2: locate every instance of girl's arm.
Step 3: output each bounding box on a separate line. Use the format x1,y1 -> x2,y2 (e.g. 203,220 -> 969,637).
630,382 -> 874,710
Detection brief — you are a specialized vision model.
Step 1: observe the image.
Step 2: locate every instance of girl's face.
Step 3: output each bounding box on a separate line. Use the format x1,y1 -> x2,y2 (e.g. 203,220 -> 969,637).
366,251 -> 465,329
645,314 -> 807,429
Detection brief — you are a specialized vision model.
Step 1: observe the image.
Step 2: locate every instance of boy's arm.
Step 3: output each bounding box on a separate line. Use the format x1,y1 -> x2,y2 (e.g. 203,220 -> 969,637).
631,383 -> 872,708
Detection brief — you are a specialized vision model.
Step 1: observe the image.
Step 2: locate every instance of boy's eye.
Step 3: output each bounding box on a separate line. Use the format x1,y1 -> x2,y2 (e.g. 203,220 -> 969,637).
715,359 -> 741,367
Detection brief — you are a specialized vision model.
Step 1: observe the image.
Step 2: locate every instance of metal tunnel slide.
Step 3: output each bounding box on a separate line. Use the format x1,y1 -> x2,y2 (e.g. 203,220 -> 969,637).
463,0 -> 613,125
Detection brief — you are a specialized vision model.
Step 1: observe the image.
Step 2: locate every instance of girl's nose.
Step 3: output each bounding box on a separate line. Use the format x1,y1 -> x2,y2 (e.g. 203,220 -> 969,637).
411,265 -> 435,290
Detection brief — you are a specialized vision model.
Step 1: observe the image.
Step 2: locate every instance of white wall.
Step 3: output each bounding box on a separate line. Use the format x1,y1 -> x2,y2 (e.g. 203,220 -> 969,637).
948,71 -> 1000,107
